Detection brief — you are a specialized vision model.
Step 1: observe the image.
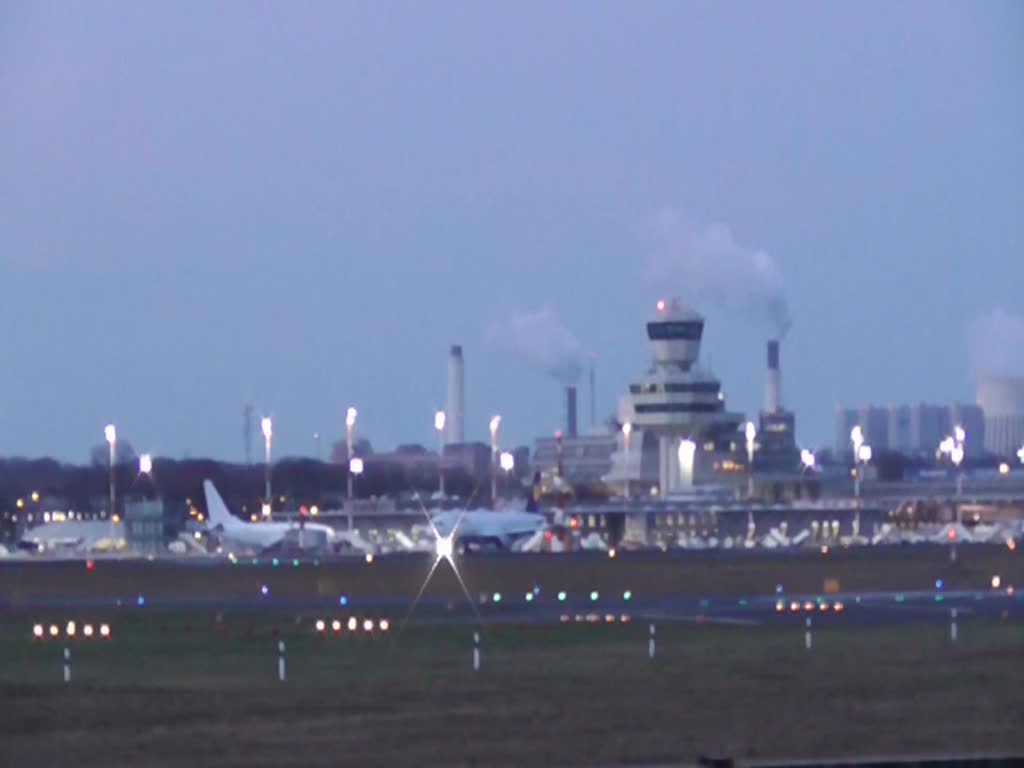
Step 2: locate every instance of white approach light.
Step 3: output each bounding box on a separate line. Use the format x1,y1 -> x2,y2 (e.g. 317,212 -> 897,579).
745,422 -> 757,443
678,439 -> 697,465
858,445 -> 873,463
951,445 -> 964,467
800,449 -> 816,470
499,451 -> 515,472
489,415 -> 501,438
435,533 -> 454,561
139,454 -> 153,475
350,457 -> 364,475
954,425 -> 966,444
346,407 -> 358,429
850,425 -> 863,446
434,410 -> 446,432
1018,445 -> 1024,465
105,424 -> 117,445
261,417 -> 273,441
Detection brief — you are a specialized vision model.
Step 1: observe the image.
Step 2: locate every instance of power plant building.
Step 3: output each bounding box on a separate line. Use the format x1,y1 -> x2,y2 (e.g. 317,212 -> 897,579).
755,339 -> 800,471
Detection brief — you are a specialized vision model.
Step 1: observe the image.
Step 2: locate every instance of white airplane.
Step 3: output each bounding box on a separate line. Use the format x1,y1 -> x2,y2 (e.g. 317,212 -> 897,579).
429,508 -> 546,552
202,480 -> 372,555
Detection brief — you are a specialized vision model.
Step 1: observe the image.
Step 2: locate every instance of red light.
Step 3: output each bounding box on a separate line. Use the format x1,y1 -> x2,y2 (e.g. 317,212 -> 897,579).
948,528 -> 957,541
569,518 -> 579,529
85,560 -> 95,571
555,431 -> 563,443
656,299 -> 666,312
299,506 -> 308,518
544,531 -> 553,541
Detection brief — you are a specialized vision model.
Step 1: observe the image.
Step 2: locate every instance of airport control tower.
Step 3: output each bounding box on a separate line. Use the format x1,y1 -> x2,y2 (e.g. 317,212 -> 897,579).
605,300 -> 744,496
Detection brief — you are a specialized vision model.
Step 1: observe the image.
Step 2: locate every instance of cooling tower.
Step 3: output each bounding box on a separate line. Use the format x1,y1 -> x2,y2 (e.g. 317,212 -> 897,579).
977,376 -> 1024,457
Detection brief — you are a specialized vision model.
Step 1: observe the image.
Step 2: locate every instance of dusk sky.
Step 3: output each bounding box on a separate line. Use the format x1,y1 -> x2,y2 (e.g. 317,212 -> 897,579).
2,1 -> 1022,462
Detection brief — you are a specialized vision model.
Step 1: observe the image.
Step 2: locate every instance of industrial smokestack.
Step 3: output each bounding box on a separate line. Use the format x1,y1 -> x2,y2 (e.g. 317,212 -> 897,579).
243,403 -> 253,464
566,385 -> 578,438
765,339 -> 781,414
447,345 -> 465,444
589,354 -> 596,429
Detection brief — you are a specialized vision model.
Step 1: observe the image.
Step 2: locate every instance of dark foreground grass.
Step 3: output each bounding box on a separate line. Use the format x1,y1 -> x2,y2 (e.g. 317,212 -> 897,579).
1,613 -> 1023,767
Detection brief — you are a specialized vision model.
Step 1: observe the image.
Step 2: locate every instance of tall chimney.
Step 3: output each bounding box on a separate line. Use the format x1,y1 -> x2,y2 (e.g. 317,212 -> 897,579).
243,403 -> 253,464
589,354 -> 596,429
446,345 -> 465,444
566,385 -> 578,438
765,339 -> 781,414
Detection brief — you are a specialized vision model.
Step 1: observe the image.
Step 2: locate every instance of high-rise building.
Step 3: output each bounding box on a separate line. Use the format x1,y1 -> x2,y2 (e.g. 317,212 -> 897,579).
837,402 -> 986,458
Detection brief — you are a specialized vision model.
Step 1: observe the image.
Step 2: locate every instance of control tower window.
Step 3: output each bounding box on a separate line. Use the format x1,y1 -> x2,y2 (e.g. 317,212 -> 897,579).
647,321 -> 703,341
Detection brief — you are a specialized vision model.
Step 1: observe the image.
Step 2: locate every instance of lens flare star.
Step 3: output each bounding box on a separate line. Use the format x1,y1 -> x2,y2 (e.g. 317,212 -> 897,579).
398,490 -> 481,633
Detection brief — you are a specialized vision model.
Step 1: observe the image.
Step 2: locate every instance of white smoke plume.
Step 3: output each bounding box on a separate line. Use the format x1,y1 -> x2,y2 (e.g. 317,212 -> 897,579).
969,308 -> 1024,378
644,209 -> 791,338
487,306 -> 583,385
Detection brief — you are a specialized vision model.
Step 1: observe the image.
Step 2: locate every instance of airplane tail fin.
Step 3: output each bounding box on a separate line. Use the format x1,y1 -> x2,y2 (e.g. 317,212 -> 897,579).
203,480 -> 237,529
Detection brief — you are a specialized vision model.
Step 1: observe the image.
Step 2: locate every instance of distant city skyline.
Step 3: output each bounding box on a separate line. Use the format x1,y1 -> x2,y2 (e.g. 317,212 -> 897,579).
2,1 -> 1022,462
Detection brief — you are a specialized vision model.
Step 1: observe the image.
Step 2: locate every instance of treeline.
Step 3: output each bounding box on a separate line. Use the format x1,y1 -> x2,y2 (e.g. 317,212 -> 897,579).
0,457 -> 517,517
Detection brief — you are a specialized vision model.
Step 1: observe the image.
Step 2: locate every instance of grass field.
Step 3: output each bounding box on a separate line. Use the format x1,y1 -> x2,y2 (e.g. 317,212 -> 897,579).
2,611 -> 1023,767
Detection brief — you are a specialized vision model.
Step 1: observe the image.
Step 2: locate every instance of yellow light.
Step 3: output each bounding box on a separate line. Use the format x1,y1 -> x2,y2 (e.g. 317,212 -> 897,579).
607,548 -> 616,559
833,601 -> 844,613
99,624 -> 110,637
347,617 -> 357,631
820,545 -> 829,555
31,491 -> 40,502
819,602 -> 829,612
365,553 -> 374,564
83,625 -> 94,637
999,462 -> 1010,476
379,619 -> 390,632
49,625 -> 59,637
992,575 -> 1001,589
32,624 -> 43,638
803,601 -> 815,612
789,601 -> 800,613
66,621 -> 76,637
363,619 -> 374,632
112,514 -> 120,524
1008,538 -> 1017,552
775,600 -> 785,613
250,514 -> 258,523
314,620 -> 325,632
16,499 -> 24,509
310,505 -> 319,517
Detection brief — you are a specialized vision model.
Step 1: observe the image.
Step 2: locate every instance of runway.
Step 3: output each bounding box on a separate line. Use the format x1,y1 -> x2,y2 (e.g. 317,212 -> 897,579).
5,586 -> 1021,629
